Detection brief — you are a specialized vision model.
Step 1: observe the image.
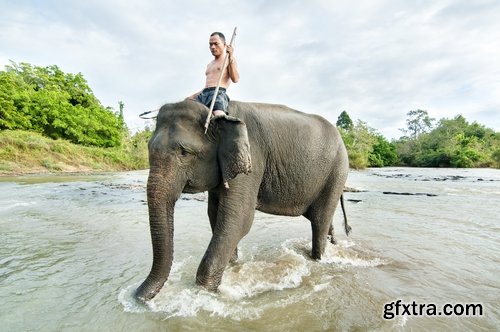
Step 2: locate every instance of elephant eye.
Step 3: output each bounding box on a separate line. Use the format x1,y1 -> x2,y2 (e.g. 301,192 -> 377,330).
178,145 -> 195,157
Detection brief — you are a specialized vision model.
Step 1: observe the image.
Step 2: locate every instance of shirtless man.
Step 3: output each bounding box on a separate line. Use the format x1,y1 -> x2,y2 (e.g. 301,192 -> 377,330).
187,32 -> 239,116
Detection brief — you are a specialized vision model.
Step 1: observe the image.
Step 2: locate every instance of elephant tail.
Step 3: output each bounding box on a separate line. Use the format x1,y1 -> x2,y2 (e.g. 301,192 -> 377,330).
340,194 -> 352,236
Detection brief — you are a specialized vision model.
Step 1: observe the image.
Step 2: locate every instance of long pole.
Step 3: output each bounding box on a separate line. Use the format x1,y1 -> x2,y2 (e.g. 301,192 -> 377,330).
204,27 -> 237,134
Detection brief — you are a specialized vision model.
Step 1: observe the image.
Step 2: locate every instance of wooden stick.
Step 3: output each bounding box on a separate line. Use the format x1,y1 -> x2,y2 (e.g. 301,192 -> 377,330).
204,27 -> 238,134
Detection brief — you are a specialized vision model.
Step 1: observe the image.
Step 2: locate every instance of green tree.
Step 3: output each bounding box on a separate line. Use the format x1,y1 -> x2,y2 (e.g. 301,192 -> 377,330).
401,109 -> 435,139
340,120 -> 377,169
336,110 -> 353,131
492,142 -> 500,168
369,134 -> 398,167
395,113 -> 499,168
120,126 -> 153,169
0,70 -> 32,129
0,61 -> 125,147
118,101 -> 125,122
396,110 -> 435,166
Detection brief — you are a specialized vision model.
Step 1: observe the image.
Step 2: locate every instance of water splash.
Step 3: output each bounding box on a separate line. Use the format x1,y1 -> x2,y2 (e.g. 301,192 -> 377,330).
0,200 -> 35,212
282,238 -> 388,267
219,247 -> 310,300
119,282 -> 263,320
120,237 -> 387,321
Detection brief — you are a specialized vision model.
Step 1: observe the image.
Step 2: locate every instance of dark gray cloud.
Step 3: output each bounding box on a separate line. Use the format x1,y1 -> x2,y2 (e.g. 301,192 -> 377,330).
1,0 -> 499,137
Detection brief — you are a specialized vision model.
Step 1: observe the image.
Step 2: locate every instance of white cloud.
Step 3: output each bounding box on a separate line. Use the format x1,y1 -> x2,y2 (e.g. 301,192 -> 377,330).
1,0 -> 499,137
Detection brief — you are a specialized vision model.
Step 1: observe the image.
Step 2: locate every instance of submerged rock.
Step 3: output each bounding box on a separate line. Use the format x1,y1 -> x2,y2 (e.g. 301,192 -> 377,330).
344,186 -> 366,193
347,199 -> 362,203
383,191 -> 438,197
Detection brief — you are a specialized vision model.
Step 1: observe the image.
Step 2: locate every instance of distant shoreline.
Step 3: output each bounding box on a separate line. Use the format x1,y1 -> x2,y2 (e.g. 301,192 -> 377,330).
0,130 -> 148,177
0,169 -> 108,177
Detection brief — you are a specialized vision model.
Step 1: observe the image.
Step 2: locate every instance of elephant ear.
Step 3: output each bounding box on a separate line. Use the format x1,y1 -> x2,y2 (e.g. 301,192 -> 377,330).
212,115 -> 252,185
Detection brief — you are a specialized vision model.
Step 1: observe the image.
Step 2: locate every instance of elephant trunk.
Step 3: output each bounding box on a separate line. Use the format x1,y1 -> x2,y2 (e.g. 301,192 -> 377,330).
135,168 -> 181,302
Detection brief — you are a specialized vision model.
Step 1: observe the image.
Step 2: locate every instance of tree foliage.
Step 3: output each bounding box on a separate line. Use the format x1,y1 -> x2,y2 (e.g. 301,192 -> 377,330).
336,110 -> 353,131
338,114 -> 398,169
395,114 -> 499,168
400,109 -> 434,139
337,109 -> 498,169
0,62 -> 125,147
369,134 -> 398,167
2,61 -> 498,170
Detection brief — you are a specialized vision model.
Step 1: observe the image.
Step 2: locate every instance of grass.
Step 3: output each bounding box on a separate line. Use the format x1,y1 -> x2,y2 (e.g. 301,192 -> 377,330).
0,130 -> 149,175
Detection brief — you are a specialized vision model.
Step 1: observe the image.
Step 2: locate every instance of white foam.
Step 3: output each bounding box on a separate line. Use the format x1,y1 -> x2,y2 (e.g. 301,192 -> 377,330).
282,238 -> 388,267
152,288 -> 225,318
118,283 -> 148,313
119,259 -> 190,313
313,282 -> 330,292
119,238 -> 386,320
219,251 -> 310,300
120,265 -> 263,320
394,315 -> 409,327
148,286 -> 264,320
0,201 -> 34,212
320,244 -> 387,267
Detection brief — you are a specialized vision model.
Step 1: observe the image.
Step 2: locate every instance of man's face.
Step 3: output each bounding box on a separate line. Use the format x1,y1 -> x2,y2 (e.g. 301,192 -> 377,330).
209,35 -> 225,57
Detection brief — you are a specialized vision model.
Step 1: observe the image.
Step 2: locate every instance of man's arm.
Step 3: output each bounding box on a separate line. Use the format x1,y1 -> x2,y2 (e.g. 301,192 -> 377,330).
226,45 -> 240,83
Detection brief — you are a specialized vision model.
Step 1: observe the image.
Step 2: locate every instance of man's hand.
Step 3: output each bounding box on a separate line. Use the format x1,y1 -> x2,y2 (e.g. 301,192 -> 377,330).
226,45 -> 234,58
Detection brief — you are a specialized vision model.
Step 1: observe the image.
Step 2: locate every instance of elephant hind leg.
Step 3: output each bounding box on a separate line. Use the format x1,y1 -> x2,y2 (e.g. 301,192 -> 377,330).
304,181 -> 345,259
308,215 -> 332,260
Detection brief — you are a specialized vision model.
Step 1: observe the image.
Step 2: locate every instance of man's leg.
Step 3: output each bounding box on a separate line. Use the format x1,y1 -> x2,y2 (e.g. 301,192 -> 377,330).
212,92 -> 228,116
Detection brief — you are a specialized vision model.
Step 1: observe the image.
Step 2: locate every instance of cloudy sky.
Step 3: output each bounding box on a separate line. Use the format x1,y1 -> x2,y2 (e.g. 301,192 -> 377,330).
1,0 -> 499,138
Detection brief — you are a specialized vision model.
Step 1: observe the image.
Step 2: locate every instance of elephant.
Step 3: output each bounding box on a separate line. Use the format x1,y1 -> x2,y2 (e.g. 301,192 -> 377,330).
135,100 -> 350,302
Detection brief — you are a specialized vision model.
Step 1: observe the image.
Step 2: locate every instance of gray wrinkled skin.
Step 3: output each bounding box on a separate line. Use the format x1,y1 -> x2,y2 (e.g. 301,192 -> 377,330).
135,100 -> 349,302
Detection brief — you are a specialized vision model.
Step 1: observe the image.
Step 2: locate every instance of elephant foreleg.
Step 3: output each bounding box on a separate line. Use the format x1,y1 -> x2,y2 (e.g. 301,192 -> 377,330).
208,192 -> 238,264
199,185 -> 257,291
196,231 -> 240,290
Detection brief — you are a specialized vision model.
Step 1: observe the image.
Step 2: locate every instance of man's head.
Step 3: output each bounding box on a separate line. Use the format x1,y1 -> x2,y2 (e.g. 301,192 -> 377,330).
209,32 -> 226,57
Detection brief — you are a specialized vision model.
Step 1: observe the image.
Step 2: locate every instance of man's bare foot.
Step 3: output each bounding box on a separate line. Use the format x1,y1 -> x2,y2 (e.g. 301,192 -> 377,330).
213,110 -> 226,116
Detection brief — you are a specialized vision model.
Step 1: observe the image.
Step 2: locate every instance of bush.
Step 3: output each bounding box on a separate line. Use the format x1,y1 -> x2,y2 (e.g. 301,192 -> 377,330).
0,62 -> 125,147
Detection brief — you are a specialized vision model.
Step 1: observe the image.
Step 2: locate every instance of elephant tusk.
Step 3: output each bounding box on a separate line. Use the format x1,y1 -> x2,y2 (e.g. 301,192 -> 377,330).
224,181 -> 230,189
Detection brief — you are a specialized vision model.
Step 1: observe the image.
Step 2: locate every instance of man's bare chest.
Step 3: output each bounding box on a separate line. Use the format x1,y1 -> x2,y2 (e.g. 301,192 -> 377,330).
206,61 -> 225,76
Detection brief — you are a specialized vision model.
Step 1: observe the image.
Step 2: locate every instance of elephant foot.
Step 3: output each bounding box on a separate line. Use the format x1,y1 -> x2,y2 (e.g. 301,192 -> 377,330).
311,242 -> 326,260
196,275 -> 221,292
327,235 -> 337,245
135,279 -> 165,303
311,252 -> 322,261
196,264 -> 224,292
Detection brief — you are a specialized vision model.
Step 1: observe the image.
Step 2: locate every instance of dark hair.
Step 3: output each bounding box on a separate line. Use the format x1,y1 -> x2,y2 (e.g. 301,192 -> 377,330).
210,32 -> 226,43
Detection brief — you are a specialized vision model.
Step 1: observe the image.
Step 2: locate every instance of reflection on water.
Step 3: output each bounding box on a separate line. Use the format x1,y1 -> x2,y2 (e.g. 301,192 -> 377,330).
1,168 -> 499,331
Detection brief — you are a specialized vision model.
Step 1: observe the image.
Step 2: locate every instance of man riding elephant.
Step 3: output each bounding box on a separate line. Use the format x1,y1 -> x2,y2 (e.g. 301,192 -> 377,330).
135,99 -> 350,302
187,31 -> 240,117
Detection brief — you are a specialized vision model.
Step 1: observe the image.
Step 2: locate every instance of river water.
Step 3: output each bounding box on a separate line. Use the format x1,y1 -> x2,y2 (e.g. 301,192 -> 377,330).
1,168 -> 499,331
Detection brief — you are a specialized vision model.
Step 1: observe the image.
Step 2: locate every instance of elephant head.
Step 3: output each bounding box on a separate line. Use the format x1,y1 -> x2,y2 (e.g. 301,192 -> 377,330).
135,100 -> 251,302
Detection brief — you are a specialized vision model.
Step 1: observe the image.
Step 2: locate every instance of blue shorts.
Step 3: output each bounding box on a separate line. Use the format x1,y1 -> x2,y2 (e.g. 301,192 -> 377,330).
196,87 -> 230,114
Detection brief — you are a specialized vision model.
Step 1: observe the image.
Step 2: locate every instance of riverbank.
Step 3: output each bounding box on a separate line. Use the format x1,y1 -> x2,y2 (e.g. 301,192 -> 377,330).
0,130 -> 148,176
